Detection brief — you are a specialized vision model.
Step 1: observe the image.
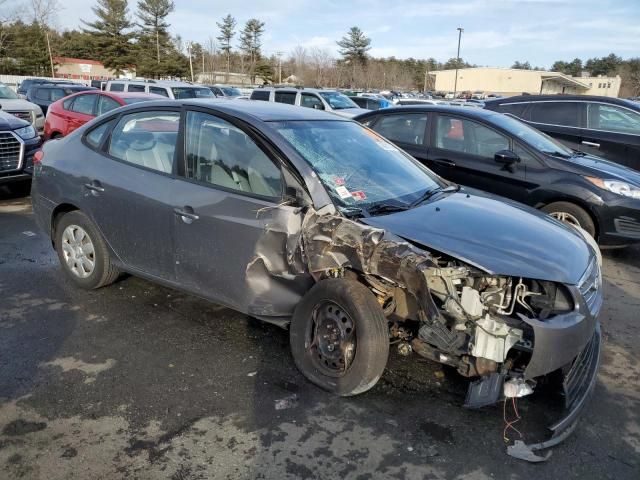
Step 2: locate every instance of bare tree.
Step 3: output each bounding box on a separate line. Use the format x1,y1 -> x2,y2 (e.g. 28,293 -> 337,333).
30,0 -> 60,77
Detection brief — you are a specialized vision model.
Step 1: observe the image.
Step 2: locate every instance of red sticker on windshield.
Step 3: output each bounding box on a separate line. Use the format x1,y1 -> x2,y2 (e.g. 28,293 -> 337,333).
351,190 -> 367,201
333,177 -> 345,186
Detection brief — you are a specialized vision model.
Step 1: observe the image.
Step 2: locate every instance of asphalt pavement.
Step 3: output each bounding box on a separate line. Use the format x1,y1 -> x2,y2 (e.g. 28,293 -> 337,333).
1,191 -> 639,479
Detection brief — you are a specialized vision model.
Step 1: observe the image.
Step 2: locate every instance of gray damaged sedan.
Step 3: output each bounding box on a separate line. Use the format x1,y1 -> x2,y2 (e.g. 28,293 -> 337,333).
31,100 -> 602,460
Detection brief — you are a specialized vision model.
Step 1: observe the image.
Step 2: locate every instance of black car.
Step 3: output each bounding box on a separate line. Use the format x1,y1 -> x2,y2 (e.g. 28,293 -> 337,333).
354,105 -> 640,247
27,84 -> 96,115
17,78 -> 76,98
31,100 -> 601,458
0,110 -> 42,191
483,95 -> 640,171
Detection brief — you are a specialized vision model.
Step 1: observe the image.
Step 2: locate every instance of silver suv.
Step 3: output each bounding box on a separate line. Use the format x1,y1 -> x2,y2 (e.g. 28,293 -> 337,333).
106,80 -> 214,100
0,83 -> 45,134
250,87 -> 368,118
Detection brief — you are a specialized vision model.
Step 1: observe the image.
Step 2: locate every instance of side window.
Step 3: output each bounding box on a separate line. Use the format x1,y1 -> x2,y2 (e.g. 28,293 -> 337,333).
435,116 -> 509,158
62,98 -> 74,110
251,90 -> 270,101
184,111 -> 282,197
513,143 -> 538,165
587,103 -> 640,134
529,102 -> 580,127
51,89 -> 66,101
301,94 -> 324,110
35,88 -> 49,101
212,87 -> 223,96
496,103 -> 528,118
274,91 -> 296,105
108,111 -> 180,173
85,120 -> 116,148
97,96 -> 122,116
71,94 -> 97,115
110,83 -> 125,92
127,84 -> 146,93
372,114 -> 428,145
149,86 -> 169,97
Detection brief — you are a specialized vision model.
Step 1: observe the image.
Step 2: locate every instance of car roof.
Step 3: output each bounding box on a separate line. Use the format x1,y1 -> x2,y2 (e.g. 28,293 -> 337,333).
34,84 -> 95,90
354,104 -> 502,121
484,94 -> 640,110
116,98 -> 347,122
109,80 -> 203,88
255,87 -> 339,94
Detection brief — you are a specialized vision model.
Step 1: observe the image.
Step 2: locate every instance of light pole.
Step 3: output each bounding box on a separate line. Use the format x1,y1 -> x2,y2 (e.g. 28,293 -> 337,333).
453,27 -> 464,97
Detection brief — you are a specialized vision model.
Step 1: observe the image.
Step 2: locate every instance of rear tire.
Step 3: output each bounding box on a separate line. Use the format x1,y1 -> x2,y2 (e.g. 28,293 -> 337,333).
290,278 -> 389,396
542,202 -> 596,238
54,210 -> 120,289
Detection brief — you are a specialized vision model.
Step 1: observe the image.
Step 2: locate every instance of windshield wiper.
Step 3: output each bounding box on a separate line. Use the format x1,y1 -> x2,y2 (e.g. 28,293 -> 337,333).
542,150 -> 571,159
408,184 -> 459,209
366,203 -> 409,216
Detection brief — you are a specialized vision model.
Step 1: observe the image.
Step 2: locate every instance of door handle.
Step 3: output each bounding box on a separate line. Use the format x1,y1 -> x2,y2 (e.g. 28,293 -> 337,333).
433,158 -> 456,167
84,181 -> 104,193
174,207 -> 200,223
582,141 -> 600,148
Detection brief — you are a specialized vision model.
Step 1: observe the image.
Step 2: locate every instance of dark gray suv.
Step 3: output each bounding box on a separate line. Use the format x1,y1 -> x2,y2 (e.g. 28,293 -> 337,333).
484,95 -> 640,171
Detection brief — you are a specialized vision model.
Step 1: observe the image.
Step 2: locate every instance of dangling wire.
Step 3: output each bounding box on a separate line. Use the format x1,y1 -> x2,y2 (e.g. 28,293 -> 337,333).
503,396 -> 523,443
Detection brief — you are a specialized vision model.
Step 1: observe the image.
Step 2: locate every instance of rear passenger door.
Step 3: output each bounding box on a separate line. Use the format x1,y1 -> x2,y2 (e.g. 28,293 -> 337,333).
81,108 -> 181,280
172,109 -> 303,314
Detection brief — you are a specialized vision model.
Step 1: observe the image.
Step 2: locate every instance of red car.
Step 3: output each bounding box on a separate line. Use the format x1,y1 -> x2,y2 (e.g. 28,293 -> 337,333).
44,91 -> 161,140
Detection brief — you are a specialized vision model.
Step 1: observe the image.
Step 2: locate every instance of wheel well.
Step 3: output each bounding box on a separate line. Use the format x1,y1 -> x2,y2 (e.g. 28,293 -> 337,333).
51,203 -> 79,246
538,197 -> 600,240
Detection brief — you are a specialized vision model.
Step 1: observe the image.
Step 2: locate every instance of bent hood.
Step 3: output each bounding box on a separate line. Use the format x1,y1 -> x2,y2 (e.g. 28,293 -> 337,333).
361,190 -> 592,285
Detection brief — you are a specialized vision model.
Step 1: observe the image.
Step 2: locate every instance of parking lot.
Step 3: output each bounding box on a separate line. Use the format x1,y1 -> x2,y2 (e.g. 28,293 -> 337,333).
0,191 -> 639,479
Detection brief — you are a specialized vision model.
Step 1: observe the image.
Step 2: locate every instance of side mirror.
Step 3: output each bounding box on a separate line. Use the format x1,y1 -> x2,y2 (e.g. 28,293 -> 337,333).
284,186 -> 303,205
494,150 -> 520,172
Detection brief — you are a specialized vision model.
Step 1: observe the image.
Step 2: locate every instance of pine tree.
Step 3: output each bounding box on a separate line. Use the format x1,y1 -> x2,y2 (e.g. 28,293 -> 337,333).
216,14 -> 235,82
83,0 -> 134,75
239,18 -> 264,82
337,27 -> 371,65
136,0 -> 174,69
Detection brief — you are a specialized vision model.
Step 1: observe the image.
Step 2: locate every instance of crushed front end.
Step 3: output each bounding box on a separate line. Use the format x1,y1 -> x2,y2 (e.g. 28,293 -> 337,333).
296,210 -> 603,461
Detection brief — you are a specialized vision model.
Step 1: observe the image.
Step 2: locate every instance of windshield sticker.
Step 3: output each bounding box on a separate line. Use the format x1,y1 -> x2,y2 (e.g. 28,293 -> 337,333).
335,186 -> 352,199
351,190 -> 367,201
333,177 -> 345,186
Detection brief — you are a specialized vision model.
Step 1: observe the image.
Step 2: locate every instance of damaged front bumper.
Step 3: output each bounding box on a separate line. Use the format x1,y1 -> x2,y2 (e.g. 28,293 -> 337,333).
507,322 -> 602,462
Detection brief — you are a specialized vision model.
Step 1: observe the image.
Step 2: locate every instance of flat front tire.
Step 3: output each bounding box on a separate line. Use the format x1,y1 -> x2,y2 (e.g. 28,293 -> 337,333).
54,210 -> 120,289
290,278 -> 389,396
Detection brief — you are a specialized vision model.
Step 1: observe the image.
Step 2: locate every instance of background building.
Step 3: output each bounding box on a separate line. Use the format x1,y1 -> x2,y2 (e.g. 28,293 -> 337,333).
430,67 -> 621,97
53,57 -> 135,81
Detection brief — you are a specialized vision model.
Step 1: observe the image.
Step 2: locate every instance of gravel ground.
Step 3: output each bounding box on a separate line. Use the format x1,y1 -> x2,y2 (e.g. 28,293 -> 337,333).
1,191 -> 639,479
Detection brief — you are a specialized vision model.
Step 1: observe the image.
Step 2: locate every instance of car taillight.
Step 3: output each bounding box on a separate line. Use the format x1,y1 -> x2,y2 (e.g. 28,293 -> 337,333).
34,150 -> 44,165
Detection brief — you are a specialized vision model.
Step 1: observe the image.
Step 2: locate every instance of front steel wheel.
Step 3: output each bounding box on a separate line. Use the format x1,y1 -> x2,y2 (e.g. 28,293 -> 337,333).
290,278 -> 389,396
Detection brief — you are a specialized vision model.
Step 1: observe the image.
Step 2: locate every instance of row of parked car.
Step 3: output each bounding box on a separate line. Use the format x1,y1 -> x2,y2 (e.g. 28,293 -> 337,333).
2,78 -> 639,246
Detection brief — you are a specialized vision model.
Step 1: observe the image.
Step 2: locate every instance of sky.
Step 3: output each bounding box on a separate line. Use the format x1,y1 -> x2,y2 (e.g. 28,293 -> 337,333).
29,0 -> 640,68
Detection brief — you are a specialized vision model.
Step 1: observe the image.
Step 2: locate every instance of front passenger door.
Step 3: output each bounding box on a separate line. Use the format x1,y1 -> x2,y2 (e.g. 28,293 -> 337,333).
427,114 -> 530,202
172,109 -> 308,314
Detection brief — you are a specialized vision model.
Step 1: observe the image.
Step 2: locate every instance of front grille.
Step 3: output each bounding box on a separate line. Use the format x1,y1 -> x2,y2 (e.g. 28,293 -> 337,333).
0,132 -> 23,172
614,217 -> 640,238
7,110 -> 33,124
578,257 -> 600,315
563,326 -> 601,411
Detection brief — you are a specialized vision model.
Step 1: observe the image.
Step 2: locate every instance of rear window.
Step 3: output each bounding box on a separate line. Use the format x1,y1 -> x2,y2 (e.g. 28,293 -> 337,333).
251,90 -> 270,101
63,98 -> 74,110
149,86 -> 169,97
495,102 -> 528,118
274,91 -> 296,105
127,84 -> 146,93
110,83 -> 125,92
